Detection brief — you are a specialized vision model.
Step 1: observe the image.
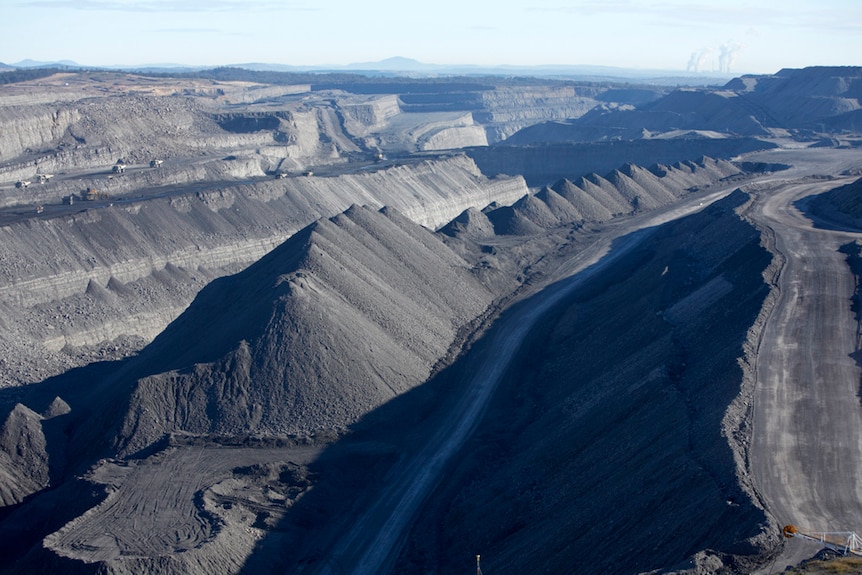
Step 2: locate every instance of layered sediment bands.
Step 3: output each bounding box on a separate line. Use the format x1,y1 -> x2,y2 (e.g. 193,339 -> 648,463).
0,155 -> 527,386
476,85 -> 609,141
111,157 -> 749,455
0,160 -> 772,572
416,117 -> 488,151
339,95 -> 402,135
0,106 -> 81,161
0,90 -> 348,187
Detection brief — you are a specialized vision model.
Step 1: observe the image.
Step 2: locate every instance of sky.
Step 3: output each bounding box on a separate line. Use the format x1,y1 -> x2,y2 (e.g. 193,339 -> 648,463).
2,0 -> 861,75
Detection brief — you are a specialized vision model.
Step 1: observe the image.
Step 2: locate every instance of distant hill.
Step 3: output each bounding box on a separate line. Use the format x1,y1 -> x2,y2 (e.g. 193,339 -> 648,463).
11,59 -> 79,68
4,56 -> 735,86
505,66 -> 862,142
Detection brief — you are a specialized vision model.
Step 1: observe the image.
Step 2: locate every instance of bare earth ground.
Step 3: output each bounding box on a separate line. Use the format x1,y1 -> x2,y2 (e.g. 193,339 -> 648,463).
6,146 -> 860,575
33,440 -> 323,573
746,156 -> 862,571
1,65 -> 862,573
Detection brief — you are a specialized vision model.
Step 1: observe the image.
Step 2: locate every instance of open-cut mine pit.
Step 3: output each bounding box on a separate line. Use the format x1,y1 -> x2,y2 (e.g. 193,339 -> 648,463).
1,65 -> 862,575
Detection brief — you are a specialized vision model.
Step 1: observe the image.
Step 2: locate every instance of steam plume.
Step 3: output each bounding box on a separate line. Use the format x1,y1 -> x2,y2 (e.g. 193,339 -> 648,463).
719,42 -> 743,73
687,48 -> 713,73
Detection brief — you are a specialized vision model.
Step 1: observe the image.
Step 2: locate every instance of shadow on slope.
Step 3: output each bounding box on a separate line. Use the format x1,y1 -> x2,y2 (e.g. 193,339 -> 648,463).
797,176 -> 862,233
465,138 -> 776,187
98,204 -> 498,458
0,358 -> 132,568
0,157 -> 778,573
837,241 -> 862,404
395,189 -> 778,574
234,190 -> 779,575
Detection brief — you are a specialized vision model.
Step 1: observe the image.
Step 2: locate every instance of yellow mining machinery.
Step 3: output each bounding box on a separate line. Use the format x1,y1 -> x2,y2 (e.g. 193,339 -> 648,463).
83,187 -> 110,201
783,525 -> 862,556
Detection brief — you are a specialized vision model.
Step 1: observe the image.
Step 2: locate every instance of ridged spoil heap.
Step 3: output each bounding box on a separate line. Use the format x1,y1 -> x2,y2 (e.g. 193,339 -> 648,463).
112,205 -> 496,456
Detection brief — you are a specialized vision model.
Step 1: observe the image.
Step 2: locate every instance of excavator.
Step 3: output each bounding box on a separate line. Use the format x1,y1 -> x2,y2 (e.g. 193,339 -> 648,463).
783,524 -> 862,556
82,187 -> 110,201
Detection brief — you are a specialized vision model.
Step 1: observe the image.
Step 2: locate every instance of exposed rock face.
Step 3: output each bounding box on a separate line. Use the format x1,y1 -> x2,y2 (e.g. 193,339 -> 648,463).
2,68 -> 852,575
0,81 -> 348,183
345,82 -> 626,144
475,84 -> 612,141
0,106 -> 82,162
0,156 -> 774,574
0,71 -> 727,385
103,156 -> 749,458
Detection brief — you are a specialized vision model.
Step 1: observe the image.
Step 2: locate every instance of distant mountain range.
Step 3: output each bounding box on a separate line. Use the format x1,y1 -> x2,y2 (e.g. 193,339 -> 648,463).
7,59 -> 80,68
0,56 -> 739,85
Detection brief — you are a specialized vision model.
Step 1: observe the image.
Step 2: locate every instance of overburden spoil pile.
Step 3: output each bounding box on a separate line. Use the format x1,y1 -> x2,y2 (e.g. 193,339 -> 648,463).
112,205 -> 498,455
0,154 -> 774,574
398,190 -> 777,574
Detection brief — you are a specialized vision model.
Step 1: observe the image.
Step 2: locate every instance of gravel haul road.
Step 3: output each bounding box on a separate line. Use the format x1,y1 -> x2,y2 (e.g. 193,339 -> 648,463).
309,148 -> 862,575
750,172 -> 862,570
308,179 -> 751,575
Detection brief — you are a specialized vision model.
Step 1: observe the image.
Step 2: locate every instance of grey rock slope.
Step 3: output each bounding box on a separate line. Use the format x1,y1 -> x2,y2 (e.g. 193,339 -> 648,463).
399,189 -> 777,575
0,156 -> 770,574
804,175 -> 862,229
444,156 -> 743,235
725,66 -> 862,129
111,205 -> 497,456
0,67 -> 827,574
504,66 -> 862,144
0,404 -> 49,506
466,138 -> 774,187
103,156 -> 745,456
0,154 -> 526,387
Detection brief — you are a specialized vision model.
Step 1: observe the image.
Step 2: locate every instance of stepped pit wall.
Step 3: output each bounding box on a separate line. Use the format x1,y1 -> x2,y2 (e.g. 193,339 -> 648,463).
0,154 -> 527,385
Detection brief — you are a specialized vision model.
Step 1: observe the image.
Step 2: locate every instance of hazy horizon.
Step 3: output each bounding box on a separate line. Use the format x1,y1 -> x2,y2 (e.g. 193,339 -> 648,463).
3,1 -> 861,76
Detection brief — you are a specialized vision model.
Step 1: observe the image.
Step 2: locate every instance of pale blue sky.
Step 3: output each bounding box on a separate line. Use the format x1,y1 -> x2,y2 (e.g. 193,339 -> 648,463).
2,0 -> 860,74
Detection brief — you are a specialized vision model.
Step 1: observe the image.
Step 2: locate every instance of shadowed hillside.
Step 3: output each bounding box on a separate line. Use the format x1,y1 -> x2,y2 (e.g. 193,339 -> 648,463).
502,67 -> 862,148
398,190 -> 778,574
1,65 -> 859,575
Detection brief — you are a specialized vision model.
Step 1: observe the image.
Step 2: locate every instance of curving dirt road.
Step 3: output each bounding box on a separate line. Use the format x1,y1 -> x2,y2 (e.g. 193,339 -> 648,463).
307,176 -> 754,575
749,173 -> 862,569
307,147 -> 862,575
